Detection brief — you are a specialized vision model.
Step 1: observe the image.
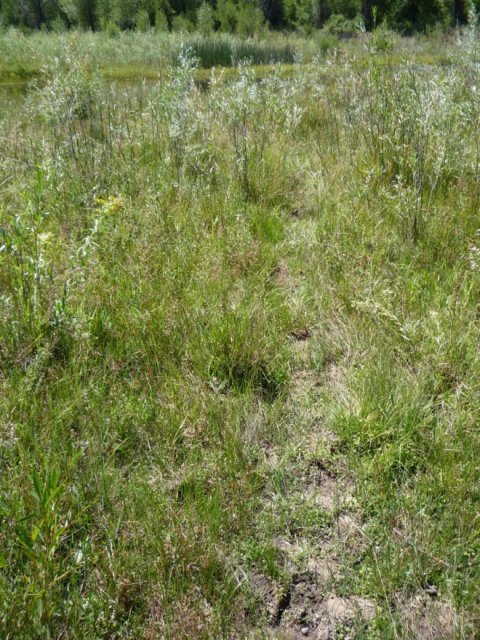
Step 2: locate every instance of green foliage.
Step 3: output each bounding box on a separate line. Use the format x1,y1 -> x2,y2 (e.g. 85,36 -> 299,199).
0,0 -> 17,26
135,8 -> 151,30
0,48 -> 303,636
212,0 -> 266,36
75,0 -> 98,29
316,30 -> 340,53
196,1 -> 214,35
367,21 -> 397,52
104,18 -> 119,35
111,0 -> 138,29
49,15 -> 68,31
171,13 -> 193,30
329,0 -> 361,19
216,0 -> 238,31
155,7 -> 169,30
282,0 -> 314,30
0,0 -> 478,33
236,2 -> 265,36
323,13 -> 359,36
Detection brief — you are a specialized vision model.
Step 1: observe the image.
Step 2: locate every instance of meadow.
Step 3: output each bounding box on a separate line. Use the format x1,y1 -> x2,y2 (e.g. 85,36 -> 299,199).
0,27 -> 456,83
1,27 -> 480,639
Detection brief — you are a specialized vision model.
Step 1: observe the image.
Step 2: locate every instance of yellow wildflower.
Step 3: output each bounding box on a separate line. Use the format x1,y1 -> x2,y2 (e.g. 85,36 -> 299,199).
94,195 -> 125,215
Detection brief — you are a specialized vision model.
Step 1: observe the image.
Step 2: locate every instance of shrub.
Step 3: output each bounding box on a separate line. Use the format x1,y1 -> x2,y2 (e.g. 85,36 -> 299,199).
316,31 -> 340,54
368,22 -> 397,53
104,20 -> 120,37
323,13 -> 360,38
236,3 -> 265,37
49,16 -> 67,33
135,9 -> 151,33
171,15 -> 194,33
196,2 -> 215,36
155,9 -> 169,32
217,0 -> 237,32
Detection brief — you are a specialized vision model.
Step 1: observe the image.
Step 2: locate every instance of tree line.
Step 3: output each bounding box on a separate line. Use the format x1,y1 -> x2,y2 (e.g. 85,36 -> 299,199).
0,0 -> 477,34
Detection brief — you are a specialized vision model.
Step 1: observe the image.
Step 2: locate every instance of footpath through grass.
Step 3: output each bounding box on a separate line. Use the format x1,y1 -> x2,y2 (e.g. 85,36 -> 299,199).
1,31 -> 480,639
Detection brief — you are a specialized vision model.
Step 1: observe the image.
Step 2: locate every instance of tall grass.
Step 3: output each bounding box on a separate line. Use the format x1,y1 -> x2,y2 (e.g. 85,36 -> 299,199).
0,29 -> 299,81
0,28 -> 462,82
184,34 -> 296,67
1,31 -> 480,639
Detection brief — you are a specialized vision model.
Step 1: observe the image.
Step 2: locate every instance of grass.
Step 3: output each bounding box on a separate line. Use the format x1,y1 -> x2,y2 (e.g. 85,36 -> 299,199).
1,27 -> 480,639
0,29 -> 299,82
0,28 -> 465,83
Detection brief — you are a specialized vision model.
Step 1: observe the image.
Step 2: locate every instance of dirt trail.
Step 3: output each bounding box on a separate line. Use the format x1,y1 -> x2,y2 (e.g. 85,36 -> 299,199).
265,340 -> 375,639
240,215 -> 378,639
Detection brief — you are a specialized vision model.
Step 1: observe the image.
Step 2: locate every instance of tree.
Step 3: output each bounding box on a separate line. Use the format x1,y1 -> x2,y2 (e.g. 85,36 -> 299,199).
196,1 -> 214,34
111,0 -> 139,28
260,0 -> 283,26
75,0 -> 98,28
281,0 -> 314,30
0,0 -> 475,32
95,0 -> 112,25
0,0 -> 23,25
237,1 -> 264,34
361,0 -> 371,27
216,0 -> 237,31
454,0 -> 469,23
387,0 -> 448,32
144,0 -> 173,26
329,0 -> 360,19
28,0 -> 46,27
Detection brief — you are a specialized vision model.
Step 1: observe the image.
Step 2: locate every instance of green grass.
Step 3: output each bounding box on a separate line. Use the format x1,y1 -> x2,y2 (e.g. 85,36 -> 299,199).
1,29 -> 480,639
0,30 -> 300,82
0,28 -> 465,83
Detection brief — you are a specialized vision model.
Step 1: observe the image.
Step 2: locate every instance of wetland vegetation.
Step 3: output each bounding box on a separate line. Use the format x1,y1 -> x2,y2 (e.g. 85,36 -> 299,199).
1,17 -> 480,640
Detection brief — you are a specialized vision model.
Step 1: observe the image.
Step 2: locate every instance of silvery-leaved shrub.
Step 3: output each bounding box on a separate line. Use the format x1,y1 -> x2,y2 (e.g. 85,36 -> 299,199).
148,49 -> 217,186
344,61 -> 467,242
212,62 -> 304,200
27,54 -> 103,181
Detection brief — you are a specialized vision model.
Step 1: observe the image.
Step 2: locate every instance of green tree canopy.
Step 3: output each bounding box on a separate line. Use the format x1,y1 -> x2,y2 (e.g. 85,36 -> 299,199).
1,0 -> 479,32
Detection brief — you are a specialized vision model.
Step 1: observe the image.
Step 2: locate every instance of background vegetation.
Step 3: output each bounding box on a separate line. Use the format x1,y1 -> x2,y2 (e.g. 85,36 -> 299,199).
0,0 -> 479,34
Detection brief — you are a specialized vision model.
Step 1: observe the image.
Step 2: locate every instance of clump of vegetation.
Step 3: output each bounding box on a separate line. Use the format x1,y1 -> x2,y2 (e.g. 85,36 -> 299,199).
1,25 -> 480,640
323,13 -> 360,37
